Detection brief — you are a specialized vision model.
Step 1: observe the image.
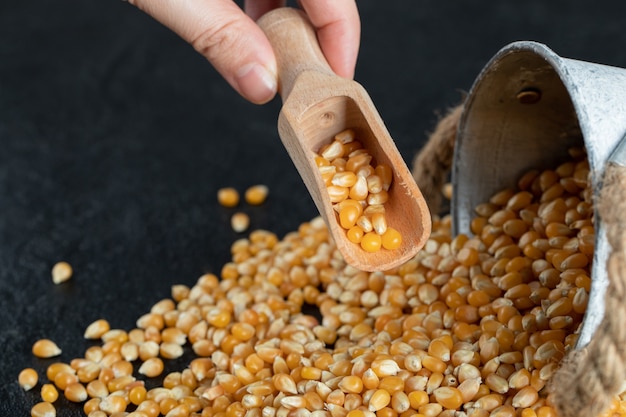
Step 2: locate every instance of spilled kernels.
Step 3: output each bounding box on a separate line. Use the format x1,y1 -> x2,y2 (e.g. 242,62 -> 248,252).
51,261 -> 73,284
18,148 -> 620,417
30,401 -> 56,417
32,339 -> 62,358
245,184 -> 269,205
84,319 -> 111,340
231,212 -> 250,233
18,367 -> 38,391
217,187 -> 240,207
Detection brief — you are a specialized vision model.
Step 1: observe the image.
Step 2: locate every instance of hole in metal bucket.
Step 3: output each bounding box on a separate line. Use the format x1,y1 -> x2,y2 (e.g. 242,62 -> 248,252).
516,87 -> 542,104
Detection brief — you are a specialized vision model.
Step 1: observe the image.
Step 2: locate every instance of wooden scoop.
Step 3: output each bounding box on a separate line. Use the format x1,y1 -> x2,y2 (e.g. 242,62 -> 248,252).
258,8 -> 431,271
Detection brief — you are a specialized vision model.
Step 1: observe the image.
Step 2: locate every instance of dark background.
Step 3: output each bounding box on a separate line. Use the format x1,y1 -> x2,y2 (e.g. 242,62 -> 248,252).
2,1 -> 626,415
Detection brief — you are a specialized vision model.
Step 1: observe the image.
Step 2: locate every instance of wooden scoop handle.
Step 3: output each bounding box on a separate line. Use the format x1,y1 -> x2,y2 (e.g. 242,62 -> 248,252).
257,8 -> 335,100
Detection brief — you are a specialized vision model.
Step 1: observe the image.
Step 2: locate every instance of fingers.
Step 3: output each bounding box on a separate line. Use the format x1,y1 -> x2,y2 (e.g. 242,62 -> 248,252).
128,0 -> 278,104
126,0 -> 361,103
299,0 -> 361,79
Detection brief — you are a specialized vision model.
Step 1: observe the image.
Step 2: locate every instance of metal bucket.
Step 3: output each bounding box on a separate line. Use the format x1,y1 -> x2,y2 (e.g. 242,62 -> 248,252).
451,41 -> 626,348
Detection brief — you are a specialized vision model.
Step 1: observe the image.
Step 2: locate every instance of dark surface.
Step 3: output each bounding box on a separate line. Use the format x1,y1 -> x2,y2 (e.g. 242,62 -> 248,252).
3,1 -> 626,415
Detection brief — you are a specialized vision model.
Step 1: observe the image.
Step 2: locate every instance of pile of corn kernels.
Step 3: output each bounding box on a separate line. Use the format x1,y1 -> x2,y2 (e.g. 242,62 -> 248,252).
22,148 -> 626,417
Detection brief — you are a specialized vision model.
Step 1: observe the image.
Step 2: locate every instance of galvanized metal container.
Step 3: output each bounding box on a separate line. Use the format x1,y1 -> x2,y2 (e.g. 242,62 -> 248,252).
451,41 -> 626,347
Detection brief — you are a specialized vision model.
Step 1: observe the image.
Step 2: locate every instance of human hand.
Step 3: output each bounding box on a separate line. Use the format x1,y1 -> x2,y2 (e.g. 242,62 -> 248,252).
127,0 -> 361,104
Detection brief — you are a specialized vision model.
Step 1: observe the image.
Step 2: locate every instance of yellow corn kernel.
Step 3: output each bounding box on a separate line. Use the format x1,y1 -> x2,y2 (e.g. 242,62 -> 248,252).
51,261 -> 73,284
433,387 -> 463,410
40,383 -> 59,403
332,172 -> 358,188
160,342 -> 184,360
319,165 -> 337,185
244,184 -> 269,205
138,357 -> 164,378
107,375 -> 135,393
474,393 -> 505,411
110,359 -> 133,378
379,376 -> 405,395
428,339 -> 451,362
356,215 -> 373,233
137,313 -> 165,330
64,382 -> 88,403
18,367 -> 38,391
300,366 -> 322,381
345,152 -> 371,172
99,394 -> 128,414
360,232 -> 382,253
102,334 -> 128,351
53,371 -> 78,391
512,386 -> 540,408
30,401 -> 56,417
315,156 -> 330,167
338,375 -> 363,394
369,389 -> 391,411
231,212 -> 250,233
521,409 -> 538,417
339,204 -> 361,229
485,374 -> 509,394
164,403 -> 191,417
371,212 -> 388,235
375,164 -> 393,191
138,340 -> 160,361
367,190 -> 389,205
422,355 -> 447,374
273,373 -> 298,394
136,400 -> 161,417
334,128 -> 356,144
349,176 -> 369,201
83,398 -> 101,415
32,339 -> 62,358
86,380 -> 108,399
346,225 -> 364,244
321,140 -> 345,160
371,358 -> 401,377
217,187 -> 240,207
536,406 -> 558,417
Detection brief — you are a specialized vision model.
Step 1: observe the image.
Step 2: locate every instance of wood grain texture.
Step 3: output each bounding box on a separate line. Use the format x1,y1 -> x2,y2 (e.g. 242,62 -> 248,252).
258,8 -> 431,271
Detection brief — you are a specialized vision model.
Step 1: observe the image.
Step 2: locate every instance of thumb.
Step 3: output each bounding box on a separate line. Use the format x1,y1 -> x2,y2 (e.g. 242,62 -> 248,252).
128,0 -> 277,104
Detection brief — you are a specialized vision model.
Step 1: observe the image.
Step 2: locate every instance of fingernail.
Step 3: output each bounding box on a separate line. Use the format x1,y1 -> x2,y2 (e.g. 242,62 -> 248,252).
235,63 -> 277,104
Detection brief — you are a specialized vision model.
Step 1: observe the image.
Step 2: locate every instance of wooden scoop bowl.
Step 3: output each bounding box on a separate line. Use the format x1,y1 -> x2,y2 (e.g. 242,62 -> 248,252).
258,8 -> 431,272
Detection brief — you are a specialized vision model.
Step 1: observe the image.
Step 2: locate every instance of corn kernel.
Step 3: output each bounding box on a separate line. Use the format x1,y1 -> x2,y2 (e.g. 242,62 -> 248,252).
433,387 -> 463,409
339,204 -> 361,229
18,367 -> 38,391
30,401 -> 56,417
83,398 -> 101,415
41,383 -> 59,403
360,232 -> 382,252
32,339 -> 62,358
99,394 -> 128,414
64,382 -> 88,402
231,212 -> 250,233
369,389 -> 391,411
138,357 -> 164,378
51,261 -> 73,284
244,184 -> 269,205
346,225 -> 364,244
338,375 -> 363,394
217,187 -> 240,207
